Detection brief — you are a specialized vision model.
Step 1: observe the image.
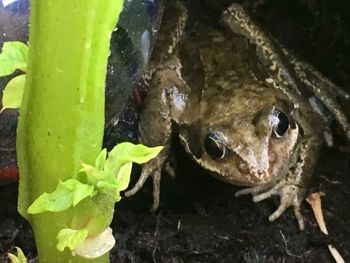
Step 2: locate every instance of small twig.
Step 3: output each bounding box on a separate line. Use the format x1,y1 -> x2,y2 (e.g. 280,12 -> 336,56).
319,176 -> 341,185
154,211 -> 162,237
152,243 -> 158,263
307,192 -> 345,263
0,147 -> 16,151
177,219 -> 181,230
279,230 -> 302,259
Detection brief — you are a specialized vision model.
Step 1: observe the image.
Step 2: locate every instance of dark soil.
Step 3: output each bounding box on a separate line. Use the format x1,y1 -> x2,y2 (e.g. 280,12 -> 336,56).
1,143 -> 350,262
1,0 -> 350,262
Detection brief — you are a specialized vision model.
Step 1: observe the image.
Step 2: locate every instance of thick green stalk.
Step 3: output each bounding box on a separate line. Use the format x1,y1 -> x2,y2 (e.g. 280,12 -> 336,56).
17,1 -> 123,262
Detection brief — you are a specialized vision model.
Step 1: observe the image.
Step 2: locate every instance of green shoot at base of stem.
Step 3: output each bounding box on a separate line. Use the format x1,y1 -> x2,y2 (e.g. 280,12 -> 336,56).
7,247 -> 28,263
27,143 -> 163,254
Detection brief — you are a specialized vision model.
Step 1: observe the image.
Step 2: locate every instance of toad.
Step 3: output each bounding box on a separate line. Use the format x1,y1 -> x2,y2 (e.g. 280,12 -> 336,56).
125,1 -> 350,230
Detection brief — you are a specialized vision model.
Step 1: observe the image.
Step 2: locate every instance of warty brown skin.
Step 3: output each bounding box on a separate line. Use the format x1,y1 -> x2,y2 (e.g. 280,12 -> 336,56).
125,1 -> 349,230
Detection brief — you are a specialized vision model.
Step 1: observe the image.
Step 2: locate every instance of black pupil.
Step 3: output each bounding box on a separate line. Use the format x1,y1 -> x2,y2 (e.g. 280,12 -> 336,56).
204,135 -> 224,159
276,112 -> 289,136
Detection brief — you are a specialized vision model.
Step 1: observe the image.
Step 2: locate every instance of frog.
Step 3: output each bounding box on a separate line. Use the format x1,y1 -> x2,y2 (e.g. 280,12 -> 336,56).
124,0 -> 350,230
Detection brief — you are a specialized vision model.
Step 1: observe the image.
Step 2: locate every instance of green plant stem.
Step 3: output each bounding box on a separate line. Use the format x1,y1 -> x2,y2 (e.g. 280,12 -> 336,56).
17,1 -> 123,262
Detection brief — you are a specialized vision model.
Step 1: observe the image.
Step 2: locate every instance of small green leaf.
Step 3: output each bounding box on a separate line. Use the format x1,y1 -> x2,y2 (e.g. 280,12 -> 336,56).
0,41 -> 28,76
70,180 -> 96,206
116,162 -> 132,192
28,179 -> 95,214
1,74 -> 25,112
80,163 -> 96,174
57,228 -> 88,252
94,162 -> 132,200
28,191 -> 71,214
7,247 -> 28,263
79,163 -> 100,184
94,143 -> 162,200
102,162 -> 132,201
77,143 -> 162,203
106,143 -> 163,171
96,177 -> 118,191
95,148 -> 107,171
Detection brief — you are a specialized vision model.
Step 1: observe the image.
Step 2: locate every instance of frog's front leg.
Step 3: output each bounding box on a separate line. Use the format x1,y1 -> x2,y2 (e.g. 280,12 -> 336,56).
236,133 -> 322,230
124,60 -> 188,211
125,148 -> 169,211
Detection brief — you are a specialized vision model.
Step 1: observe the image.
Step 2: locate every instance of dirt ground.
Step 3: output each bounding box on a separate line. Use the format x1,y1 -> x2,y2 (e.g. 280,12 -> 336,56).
1,143 -> 349,262
1,0 -> 350,262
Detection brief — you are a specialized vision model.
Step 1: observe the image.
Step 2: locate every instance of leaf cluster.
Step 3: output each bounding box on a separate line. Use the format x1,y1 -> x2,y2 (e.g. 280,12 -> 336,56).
0,41 -> 27,112
27,143 -> 162,251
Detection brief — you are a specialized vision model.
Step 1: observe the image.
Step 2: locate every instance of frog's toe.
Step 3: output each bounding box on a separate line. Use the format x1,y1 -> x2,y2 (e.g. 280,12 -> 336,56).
252,181 -> 284,202
124,162 -> 162,211
124,162 -> 157,197
150,170 -> 161,211
268,185 -> 305,230
125,175 -> 148,197
293,205 -> 304,230
238,181 -> 305,230
235,183 -> 274,197
268,200 -> 304,230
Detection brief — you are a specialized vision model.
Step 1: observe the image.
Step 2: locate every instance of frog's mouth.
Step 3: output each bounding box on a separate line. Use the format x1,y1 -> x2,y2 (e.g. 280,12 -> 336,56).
230,144 -> 291,186
228,142 -> 275,186
194,152 -> 277,187
233,161 -> 274,186
194,146 -> 281,186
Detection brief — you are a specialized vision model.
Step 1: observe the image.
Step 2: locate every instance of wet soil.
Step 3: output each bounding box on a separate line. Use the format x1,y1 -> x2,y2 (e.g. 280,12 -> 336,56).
1,0 -> 350,262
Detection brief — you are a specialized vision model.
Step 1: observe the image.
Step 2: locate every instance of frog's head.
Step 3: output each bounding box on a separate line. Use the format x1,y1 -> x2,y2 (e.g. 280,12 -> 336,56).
179,87 -> 299,186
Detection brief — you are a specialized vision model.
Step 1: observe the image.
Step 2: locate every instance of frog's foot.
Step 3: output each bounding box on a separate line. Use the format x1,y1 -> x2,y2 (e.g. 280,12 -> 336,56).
236,181 -> 305,230
124,159 -> 162,211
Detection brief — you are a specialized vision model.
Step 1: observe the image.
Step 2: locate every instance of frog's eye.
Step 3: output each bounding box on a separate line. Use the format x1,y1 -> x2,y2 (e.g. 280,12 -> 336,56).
270,109 -> 289,139
204,132 -> 229,159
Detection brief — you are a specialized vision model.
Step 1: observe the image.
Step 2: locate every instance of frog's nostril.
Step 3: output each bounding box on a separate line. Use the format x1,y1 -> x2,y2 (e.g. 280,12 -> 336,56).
269,151 -> 277,163
256,169 -> 267,180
